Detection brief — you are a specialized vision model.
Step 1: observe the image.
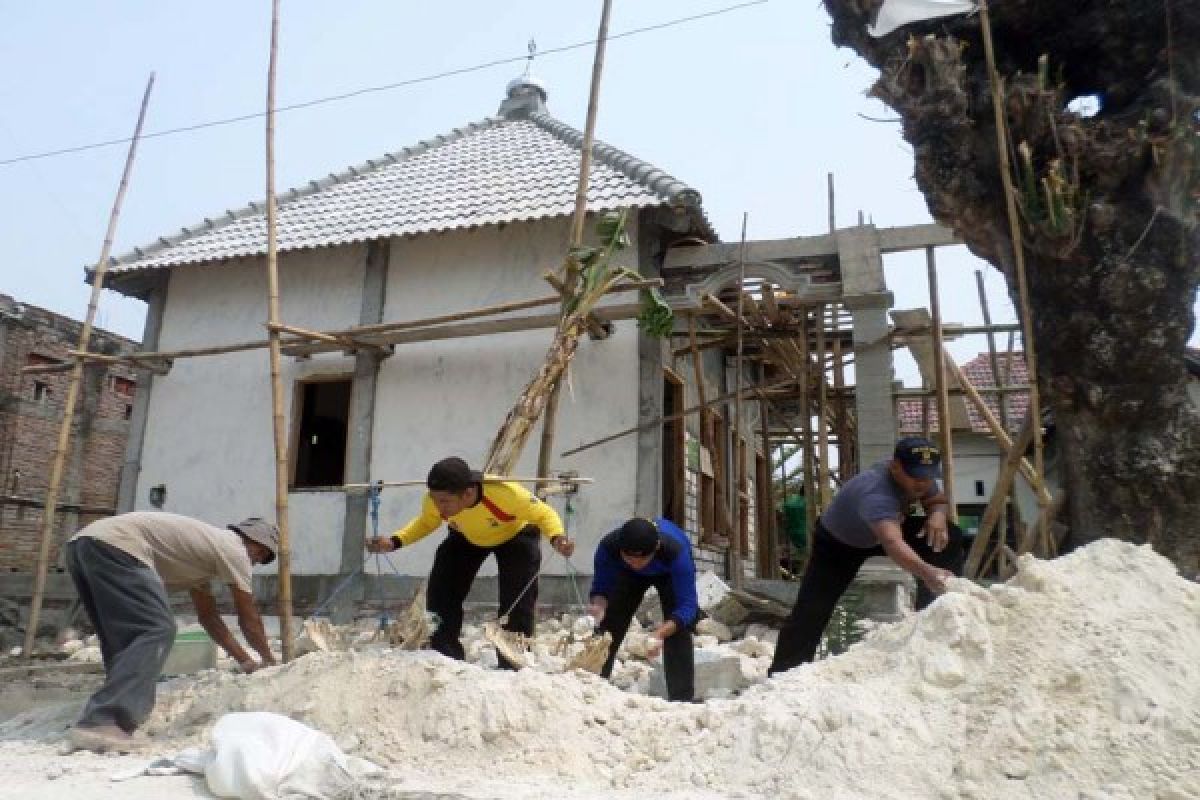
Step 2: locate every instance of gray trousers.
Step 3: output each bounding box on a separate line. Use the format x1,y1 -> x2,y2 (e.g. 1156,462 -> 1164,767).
65,537 -> 176,733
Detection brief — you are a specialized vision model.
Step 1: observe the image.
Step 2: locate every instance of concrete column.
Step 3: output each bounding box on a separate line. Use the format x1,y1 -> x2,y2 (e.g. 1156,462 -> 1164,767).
117,280 -> 167,513
332,239 -> 390,621
836,225 -> 896,468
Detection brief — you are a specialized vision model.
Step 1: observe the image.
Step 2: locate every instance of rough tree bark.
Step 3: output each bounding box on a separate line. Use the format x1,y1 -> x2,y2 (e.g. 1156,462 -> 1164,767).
822,0 -> 1200,574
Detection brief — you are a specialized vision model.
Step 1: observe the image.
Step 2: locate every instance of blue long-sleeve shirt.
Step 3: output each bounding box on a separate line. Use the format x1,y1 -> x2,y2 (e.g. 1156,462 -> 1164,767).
590,518 -> 700,629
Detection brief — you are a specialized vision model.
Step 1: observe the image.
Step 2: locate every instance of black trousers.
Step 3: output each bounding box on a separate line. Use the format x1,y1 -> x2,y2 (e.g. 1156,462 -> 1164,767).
65,537 -> 177,733
597,571 -> 695,702
426,526 -> 541,670
768,515 -> 965,676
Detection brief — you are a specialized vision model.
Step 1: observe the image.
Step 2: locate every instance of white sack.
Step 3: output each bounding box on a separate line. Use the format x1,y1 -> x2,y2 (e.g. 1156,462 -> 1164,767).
868,0 -> 978,37
203,712 -> 377,800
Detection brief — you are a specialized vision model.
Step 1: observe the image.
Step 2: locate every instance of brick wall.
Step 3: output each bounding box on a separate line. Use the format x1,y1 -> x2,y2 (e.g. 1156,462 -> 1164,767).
0,293 -> 138,572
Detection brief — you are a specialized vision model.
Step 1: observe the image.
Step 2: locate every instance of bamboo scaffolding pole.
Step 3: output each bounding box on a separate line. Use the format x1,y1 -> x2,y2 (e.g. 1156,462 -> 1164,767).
759,398 -> 779,579
975,269 -> 1010,572
559,378 -> 797,458
832,336 -> 852,481
798,308 -> 818,548
262,0 -> 295,662
926,247 -> 956,520
266,322 -> 360,348
340,476 -> 595,491
979,0 -> 1049,554
730,213 -> 748,587
24,74 -> 155,659
816,304 -> 831,509
534,0 -> 614,491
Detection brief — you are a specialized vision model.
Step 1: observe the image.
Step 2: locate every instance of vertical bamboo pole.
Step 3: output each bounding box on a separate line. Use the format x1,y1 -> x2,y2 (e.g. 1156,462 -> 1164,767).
759,398 -> 778,579
263,0 -> 295,662
23,75 -> 156,658
797,309 -> 817,552
536,0 -> 613,490
687,313 -> 710,540
815,304 -> 831,509
926,247 -> 956,520
975,269 -> 1008,570
832,336 -> 851,481
730,213 -> 748,588
979,0 -> 1048,553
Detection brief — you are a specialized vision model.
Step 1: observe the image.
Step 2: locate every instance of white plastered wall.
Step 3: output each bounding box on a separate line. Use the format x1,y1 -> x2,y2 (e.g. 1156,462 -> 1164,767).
369,217 -> 642,577
134,245 -> 366,575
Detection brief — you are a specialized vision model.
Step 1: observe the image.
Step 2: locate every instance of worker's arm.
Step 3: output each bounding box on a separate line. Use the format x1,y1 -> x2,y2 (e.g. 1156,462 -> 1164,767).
870,519 -> 952,595
231,587 -> 276,668
189,586 -> 263,672
587,542 -> 620,623
520,486 -> 574,557
919,488 -> 950,552
366,495 -> 443,553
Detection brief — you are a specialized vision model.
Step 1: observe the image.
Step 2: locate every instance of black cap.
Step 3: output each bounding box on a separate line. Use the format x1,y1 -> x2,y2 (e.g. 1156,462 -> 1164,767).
616,518 -> 660,556
894,436 -> 942,480
426,457 -> 483,492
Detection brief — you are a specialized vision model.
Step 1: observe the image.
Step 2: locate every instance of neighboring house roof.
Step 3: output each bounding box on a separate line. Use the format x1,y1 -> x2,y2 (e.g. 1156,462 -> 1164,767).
103,78 -> 713,289
898,352 -> 1030,435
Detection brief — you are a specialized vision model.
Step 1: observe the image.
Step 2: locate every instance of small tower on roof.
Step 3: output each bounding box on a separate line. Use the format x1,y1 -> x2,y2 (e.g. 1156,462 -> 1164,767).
498,38 -> 548,118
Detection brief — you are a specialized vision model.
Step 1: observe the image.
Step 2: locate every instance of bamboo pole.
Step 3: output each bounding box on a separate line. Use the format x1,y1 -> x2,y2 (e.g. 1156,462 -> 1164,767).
926,247 -> 956,520
975,269 -> 1009,571
262,0 -> 295,662
759,398 -> 778,579
798,309 -> 817,551
979,0 -> 1049,553
340,476 -> 594,491
815,304 -> 831,509
23,74 -> 155,658
832,336 -> 853,480
535,0 -> 614,491
730,213 -> 748,587
559,378 -> 797,458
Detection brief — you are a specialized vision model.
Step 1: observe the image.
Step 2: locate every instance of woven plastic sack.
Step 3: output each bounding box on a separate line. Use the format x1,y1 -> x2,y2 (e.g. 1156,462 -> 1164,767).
868,0 -> 977,37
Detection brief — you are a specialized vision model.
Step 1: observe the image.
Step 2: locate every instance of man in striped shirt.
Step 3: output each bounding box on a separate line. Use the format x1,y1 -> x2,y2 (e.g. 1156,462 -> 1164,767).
367,457 -> 573,668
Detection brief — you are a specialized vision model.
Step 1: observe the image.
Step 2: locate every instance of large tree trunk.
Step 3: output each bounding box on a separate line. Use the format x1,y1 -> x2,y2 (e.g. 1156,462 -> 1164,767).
822,0 -> 1200,574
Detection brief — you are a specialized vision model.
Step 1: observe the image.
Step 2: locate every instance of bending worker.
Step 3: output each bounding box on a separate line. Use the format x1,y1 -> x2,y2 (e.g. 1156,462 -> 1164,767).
769,436 -> 965,676
589,516 -> 699,702
366,457 -> 574,669
65,512 -> 278,752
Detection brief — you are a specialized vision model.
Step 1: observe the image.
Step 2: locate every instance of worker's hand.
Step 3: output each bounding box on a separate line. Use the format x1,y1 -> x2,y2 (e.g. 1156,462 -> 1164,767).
920,565 -> 954,595
920,511 -> 949,553
645,633 -> 664,659
586,601 -> 606,626
551,536 -> 575,558
238,659 -> 262,674
365,536 -> 396,554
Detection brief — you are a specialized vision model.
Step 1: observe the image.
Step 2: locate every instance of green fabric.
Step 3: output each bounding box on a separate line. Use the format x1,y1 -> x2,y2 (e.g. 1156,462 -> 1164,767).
782,495 -> 808,549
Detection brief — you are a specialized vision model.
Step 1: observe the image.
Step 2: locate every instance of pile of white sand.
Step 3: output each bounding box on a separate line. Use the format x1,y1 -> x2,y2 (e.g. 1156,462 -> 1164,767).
4,539 -> 1198,799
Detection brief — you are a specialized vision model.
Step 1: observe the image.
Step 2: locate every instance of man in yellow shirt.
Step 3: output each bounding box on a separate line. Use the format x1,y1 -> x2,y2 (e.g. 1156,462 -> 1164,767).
366,457 -> 574,668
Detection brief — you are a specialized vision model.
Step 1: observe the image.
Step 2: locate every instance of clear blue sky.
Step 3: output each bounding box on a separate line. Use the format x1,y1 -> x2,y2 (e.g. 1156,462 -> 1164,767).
1,1 -> 1193,384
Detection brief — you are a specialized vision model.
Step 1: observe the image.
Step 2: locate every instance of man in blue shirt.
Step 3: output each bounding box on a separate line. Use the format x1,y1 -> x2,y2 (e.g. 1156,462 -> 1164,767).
588,517 -> 700,702
768,437 -> 965,676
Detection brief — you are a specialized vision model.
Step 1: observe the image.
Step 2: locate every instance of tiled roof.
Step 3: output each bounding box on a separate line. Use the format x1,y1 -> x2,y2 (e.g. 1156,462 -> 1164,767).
898,352 -> 1029,435
106,110 -> 712,277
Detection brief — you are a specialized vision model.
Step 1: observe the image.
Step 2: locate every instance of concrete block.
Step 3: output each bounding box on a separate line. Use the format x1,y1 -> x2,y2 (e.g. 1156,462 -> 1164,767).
647,650 -> 749,699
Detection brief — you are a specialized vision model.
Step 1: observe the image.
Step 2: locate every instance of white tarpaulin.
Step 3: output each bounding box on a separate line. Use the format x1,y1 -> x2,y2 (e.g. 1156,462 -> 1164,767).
868,0 -> 978,37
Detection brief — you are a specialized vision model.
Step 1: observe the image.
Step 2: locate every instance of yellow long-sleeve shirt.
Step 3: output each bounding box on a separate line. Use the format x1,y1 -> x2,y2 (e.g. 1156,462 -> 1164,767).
390,479 -> 565,549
